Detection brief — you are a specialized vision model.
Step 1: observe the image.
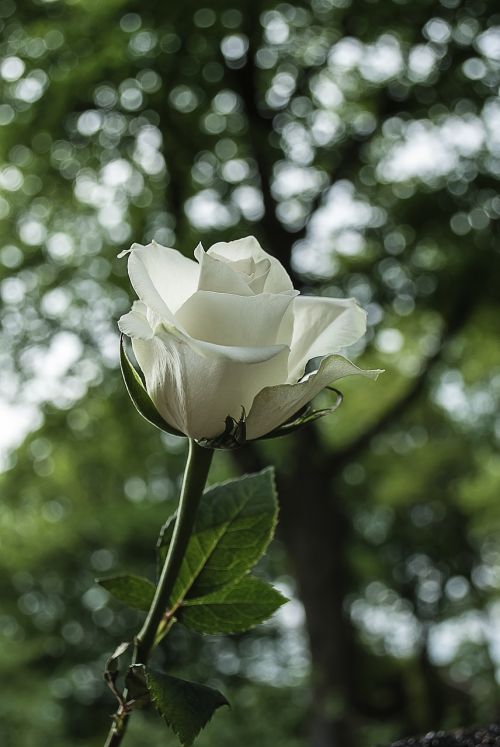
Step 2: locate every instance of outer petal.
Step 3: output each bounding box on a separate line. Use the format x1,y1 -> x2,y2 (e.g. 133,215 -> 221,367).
175,290 -> 297,349
134,330 -> 290,440
127,241 -> 199,321
195,244 -> 254,296
246,355 -> 383,440
208,236 -> 293,293
288,296 -> 367,381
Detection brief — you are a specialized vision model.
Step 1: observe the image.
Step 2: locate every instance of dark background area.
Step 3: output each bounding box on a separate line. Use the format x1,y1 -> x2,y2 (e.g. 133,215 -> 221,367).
1,0 -> 500,745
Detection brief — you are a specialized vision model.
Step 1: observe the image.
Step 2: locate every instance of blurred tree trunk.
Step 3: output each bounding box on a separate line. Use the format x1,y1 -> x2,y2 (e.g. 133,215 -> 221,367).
279,433 -> 356,747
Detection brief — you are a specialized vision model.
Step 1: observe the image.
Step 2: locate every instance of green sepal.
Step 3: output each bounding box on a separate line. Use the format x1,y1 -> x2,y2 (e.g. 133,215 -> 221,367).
157,468 -> 278,604
104,641 -> 130,704
178,575 -> 287,634
197,408 -> 246,450
105,640 -> 130,678
140,665 -> 228,746
97,574 -> 156,612
120,334 -> 184,437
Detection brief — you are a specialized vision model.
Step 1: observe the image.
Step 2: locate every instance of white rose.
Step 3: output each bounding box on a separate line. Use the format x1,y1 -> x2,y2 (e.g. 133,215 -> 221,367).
118,236 -> 381,443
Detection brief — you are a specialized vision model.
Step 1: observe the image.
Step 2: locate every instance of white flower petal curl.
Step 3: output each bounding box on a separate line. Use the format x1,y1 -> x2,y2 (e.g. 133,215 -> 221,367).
157,321 -> 289,365
118,300 -> 153,340
246,355 -> 383,440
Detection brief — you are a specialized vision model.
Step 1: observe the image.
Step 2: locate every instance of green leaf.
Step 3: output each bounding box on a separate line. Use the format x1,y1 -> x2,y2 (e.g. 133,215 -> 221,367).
158,468 -> 278,605
120,334 -> 184,437
97,574 -> 156,611
178,576 -> 287,634
144,667 -> 228,746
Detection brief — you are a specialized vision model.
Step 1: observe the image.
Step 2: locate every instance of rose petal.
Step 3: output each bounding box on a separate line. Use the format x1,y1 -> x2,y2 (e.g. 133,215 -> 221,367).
248,258 -> 271,293
175,289 -> 297,349
132,335 -> 188,435
134,329 -> 290,440
118,301 -> 153,340
246,354 -> 383,440
288,296 -> 367,380
158,323 -> 290,365
128,240 -> 199,321
208,236 -> 293,293
195,244 -> 254,296
119,298 -> 290,366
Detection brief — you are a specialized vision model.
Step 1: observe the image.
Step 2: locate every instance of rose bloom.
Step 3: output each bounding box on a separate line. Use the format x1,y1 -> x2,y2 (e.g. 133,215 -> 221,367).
118,237 -> 381,441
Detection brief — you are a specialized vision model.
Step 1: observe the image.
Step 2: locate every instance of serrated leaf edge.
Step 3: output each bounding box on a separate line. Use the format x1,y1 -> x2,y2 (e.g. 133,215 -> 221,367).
158,468 -> 279,612
145,668 -> 229,746
178,575 -> 288,635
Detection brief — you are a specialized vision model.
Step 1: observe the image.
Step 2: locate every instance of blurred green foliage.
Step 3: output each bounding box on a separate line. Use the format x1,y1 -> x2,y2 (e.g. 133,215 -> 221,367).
1,0 -> 500,745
